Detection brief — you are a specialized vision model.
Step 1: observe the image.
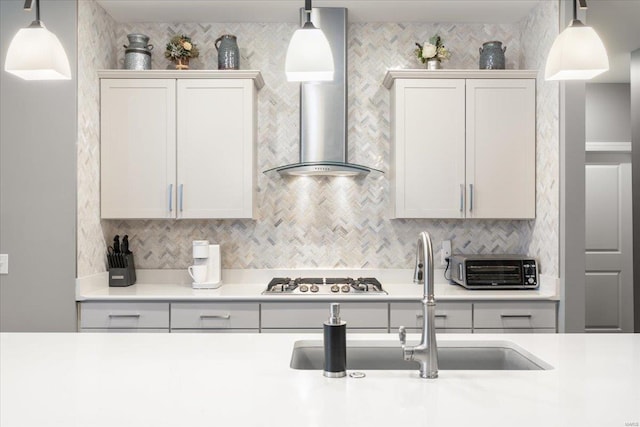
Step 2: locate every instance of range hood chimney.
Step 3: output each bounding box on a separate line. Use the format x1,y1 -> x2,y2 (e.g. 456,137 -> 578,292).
265,7 -> 382,177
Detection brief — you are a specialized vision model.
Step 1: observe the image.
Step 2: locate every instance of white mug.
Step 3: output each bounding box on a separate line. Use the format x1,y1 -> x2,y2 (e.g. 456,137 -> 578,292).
188,264 -> 207,283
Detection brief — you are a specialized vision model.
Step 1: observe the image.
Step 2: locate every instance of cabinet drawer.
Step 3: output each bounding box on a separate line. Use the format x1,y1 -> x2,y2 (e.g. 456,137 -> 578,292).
474,328 -> 556,334
261,302 -> 388,328
171,303 -> 259,329
80,302 -> 169,329
390,302 -> 472,329
473,302 -> 557,329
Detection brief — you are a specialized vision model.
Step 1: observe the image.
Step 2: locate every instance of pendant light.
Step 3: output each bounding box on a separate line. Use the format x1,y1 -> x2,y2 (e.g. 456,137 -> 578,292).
545,0 -> 608,81
4,0 -> 71,80
285,0 -> 334,82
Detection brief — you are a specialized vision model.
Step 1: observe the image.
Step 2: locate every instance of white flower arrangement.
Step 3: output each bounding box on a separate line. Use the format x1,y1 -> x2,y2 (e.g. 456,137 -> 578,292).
414,35 -> 451,63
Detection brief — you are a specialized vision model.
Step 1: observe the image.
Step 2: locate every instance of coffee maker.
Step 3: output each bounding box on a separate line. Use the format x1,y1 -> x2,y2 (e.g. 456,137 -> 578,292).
189,240 -> 222,289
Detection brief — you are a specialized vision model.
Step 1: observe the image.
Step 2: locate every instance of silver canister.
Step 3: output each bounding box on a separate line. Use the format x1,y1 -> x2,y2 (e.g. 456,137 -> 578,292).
124,33 -> 153,70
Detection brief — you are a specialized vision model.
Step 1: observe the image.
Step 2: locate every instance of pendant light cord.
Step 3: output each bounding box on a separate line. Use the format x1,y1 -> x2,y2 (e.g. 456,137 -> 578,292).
304,0 -> 312,23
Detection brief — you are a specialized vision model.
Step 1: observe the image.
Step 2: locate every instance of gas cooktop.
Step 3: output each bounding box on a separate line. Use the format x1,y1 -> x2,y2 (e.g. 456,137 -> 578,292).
262,277 -> 387,295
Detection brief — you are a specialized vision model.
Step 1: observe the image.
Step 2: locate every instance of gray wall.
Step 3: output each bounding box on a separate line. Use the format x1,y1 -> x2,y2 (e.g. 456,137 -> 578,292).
586,83 -> 631,142
0,0 -> 77,331
559,1 -> 587,333
632,49 -> 640,332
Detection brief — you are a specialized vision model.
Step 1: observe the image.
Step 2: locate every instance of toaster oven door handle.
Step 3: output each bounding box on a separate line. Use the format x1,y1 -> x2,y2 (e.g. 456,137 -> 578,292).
500,314 -> 533,319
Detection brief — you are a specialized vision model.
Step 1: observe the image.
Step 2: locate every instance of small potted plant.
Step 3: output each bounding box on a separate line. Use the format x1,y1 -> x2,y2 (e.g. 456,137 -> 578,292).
164,34 -> 199,70
415,35 -> 451,69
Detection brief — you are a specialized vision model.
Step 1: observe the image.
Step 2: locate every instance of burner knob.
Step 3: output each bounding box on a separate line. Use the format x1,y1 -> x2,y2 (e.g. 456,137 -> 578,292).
310,284 -> 319,293
330,285 -> 340,293
341,285 -> 350,293
299,285 -> 309,292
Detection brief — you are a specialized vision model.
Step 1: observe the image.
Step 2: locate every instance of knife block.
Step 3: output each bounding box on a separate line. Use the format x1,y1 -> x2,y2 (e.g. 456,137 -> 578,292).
109,253 -> 137,287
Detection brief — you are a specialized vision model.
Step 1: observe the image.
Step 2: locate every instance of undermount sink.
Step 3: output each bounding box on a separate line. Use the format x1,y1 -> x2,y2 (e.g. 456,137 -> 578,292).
290,340 -> 552,371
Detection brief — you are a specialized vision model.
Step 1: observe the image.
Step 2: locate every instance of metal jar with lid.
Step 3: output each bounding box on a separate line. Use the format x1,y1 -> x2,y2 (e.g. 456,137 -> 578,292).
124,33 -> 153,70
479,41 -> 506,69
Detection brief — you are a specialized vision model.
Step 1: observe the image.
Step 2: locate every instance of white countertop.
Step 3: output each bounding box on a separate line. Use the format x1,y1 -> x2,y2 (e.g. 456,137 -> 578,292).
1,332 -> 638,427
76,269 -> 559,302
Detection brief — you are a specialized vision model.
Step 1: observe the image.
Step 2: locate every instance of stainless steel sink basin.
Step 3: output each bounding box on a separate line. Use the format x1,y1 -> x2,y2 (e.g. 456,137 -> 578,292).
290,340 -> 552,371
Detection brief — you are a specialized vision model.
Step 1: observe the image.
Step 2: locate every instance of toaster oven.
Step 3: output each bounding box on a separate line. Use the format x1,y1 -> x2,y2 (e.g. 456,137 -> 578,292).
449,255 -> 539,290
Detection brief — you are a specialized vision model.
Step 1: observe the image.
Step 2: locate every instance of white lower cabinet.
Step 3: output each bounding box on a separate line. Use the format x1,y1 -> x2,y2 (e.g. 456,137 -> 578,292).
78,300 -> 557,333
80,302 -> 170,331
390,302 -> 473,332
261,302 -> 388,331
473,302 -> 557,332
171,302 -> 259,332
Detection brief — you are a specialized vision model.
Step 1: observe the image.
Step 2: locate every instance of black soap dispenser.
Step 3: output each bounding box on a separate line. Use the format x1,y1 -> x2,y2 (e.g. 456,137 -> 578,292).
323,302 -> 347,378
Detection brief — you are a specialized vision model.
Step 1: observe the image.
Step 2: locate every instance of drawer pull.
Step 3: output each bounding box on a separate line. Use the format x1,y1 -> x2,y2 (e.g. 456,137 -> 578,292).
200,314 -> 231,320
500,314 -> 532,319
108,314 -> 141,318
416,314 -> 448,318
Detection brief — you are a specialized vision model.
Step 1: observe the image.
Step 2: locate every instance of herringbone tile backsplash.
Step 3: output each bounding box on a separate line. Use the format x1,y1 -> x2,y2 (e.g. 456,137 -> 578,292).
77,0 -> 559,275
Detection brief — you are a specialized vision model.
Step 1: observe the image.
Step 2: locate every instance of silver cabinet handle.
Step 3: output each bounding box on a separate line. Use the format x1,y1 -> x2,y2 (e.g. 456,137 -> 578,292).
168,184 -> 173,212
469,183 -> 474,212
500,314 -> 533,319
200,314 -> 231,320
179,184 -> 184,212
108,314 -> 141,318
459,184 -> 464,212
416,314 -> 447,319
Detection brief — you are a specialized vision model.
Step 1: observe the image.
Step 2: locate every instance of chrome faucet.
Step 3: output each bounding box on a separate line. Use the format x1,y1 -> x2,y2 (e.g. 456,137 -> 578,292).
399,231 -> 438,379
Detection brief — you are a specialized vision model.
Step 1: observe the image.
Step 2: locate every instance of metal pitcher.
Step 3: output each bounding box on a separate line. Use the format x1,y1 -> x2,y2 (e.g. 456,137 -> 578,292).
215,34 -> 239,70
479,41 -> 506,70
124,33 -> 153,70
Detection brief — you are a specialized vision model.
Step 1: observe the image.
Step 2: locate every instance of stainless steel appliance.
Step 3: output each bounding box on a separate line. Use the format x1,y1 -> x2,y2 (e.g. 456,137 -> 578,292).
262,277 -> 386,295
450,255 -> 539,290
264,7 -> 382,177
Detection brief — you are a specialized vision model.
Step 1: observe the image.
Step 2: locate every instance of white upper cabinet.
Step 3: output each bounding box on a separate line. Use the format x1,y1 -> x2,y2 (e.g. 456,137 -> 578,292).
100,79 -> 177,219
384,70 -> 536,219
465,78 -> 536,219
99,70 -> 263,220
391,79 -> 466,218
176,79 -> 256,219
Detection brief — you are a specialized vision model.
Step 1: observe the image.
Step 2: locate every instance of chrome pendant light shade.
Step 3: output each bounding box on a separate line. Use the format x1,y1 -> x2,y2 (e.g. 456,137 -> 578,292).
545,0 -> 608,81
4,0 -> 71,80
285,0 -> 334,82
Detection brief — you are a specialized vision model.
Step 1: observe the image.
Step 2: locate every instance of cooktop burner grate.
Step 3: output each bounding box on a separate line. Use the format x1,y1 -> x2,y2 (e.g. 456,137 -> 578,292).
263,277 -> 386,295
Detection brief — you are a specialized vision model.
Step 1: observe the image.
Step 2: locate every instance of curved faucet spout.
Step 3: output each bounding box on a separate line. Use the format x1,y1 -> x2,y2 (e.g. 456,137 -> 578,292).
403,231 -> 438,379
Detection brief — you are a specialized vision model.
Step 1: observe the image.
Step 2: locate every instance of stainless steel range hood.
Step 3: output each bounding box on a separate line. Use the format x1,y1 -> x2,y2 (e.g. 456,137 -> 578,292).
265,7 -> 382,177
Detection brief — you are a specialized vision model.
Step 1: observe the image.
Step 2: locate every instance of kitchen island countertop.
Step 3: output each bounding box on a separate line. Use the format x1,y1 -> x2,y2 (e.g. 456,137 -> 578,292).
76,268 -> 559,302
1,332 -> 638,427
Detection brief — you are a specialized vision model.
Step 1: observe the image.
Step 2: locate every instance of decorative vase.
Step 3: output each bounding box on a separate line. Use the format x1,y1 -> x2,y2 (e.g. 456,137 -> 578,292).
215,34 -> 240,70
175,57 -> 189,70
426,58 -> 441,70
479,41 -> 506,69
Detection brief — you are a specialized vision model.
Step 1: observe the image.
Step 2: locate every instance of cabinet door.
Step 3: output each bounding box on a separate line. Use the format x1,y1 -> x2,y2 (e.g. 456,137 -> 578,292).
171,302 -> 259,330
466,79 -> 536,219
261,302 -> 388,329
392,79 -> 465,218
177,79 -> 256,219
100,79 -> 176,218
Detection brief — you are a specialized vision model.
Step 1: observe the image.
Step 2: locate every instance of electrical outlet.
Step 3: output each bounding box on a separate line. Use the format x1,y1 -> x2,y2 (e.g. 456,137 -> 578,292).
0,254 -> 8,275
441,241 -> 451,265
